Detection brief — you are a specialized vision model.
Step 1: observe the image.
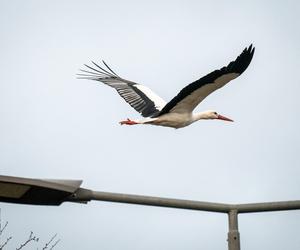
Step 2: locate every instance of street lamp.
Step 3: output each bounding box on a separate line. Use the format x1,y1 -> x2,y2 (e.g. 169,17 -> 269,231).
0,175 -> 82,205
0,174 -> 300,250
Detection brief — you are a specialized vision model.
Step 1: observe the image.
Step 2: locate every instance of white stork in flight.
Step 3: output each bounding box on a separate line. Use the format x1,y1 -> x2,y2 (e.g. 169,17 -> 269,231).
78,45 -> 255,129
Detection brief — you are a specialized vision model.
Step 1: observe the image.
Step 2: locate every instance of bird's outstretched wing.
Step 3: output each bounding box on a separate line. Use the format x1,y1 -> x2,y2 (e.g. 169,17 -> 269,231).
78,61 -> 166,117
156,44 -> 255,116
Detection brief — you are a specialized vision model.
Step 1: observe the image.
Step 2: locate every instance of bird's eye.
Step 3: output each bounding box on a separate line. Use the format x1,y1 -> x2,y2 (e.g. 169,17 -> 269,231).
214,112 -> 217,115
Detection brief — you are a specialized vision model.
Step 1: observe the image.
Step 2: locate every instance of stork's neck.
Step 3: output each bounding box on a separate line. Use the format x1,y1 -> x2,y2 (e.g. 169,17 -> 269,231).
192,111 -> 213,122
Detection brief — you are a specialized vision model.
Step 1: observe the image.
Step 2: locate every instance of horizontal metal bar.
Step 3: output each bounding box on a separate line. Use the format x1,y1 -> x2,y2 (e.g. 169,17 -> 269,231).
69,188 -> 233,213
236,200 -> 300,213
68,188 -> 300,214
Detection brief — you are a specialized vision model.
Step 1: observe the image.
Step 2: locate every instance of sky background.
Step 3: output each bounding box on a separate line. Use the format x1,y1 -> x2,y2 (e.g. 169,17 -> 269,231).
0,0 -> 300,249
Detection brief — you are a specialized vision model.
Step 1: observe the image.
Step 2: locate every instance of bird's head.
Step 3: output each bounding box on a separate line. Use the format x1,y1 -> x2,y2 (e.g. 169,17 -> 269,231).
201,110 -> 234,122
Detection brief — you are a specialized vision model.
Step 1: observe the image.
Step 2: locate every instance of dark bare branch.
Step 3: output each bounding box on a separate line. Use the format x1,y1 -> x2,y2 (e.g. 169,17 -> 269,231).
16,231 -> 39,250
42,234 -> 59,250
0,236 -> 12,250
0,222 -> 8,236
49,239 -> 60,250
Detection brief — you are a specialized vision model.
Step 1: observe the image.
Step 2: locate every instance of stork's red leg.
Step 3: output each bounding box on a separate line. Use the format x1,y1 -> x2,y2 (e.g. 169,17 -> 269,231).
119,118 -> 139,125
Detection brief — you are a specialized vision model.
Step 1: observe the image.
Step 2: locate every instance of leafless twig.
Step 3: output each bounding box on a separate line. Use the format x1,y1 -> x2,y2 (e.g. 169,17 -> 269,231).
0,210 -> 60,250
0,236 -> 12,250
16,231 -> 39,250
0,209 -> 12,250
0,222 -> 8,237
49,239 -> 60,250
42,234 -> 60,250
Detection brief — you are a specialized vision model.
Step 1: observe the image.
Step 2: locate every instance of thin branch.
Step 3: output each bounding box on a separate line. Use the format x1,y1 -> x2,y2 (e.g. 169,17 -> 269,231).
0,222 -> 8,236
16,231 -> 39,250
0,210 -> 60,250
42,234 -> 58,250
0,209 -> 11,250
0,236 -> 12,250
49,239 -> 60,250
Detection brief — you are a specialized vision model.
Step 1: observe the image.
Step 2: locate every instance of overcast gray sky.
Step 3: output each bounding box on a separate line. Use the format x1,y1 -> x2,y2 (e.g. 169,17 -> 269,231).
0,0 -> 300,249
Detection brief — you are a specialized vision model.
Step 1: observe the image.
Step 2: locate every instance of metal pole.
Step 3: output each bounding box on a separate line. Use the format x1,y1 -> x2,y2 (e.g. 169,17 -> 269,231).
69,188 -> 234,213
70,188 -> 300,213
237,200 -> 300,213
227,210 -> 240,250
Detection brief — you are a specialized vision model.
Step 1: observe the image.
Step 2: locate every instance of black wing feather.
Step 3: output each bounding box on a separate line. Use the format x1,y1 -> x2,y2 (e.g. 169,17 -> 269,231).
156,44 -> 255,116
78,61 -> 164,117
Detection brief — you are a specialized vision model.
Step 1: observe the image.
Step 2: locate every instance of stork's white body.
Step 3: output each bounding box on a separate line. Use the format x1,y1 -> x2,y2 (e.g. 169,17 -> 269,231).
136,111 -> 219,128
140,113 -> 193,129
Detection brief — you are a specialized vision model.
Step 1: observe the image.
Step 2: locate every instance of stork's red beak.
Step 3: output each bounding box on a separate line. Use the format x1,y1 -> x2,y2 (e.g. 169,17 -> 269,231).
217,114 -> 234,122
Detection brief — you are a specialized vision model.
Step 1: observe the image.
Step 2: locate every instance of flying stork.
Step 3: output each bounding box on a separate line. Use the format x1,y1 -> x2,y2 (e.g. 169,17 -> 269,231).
78,45 -> 255,129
